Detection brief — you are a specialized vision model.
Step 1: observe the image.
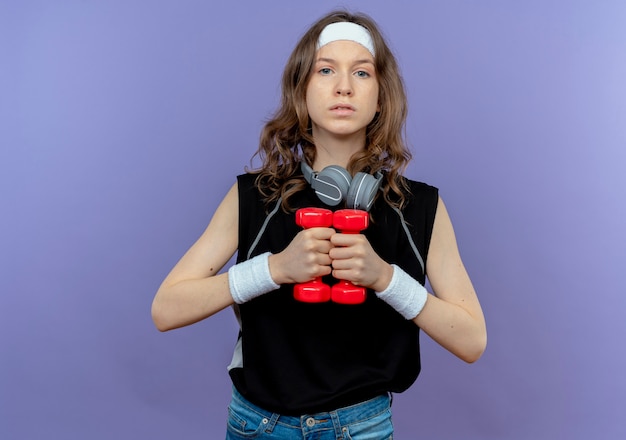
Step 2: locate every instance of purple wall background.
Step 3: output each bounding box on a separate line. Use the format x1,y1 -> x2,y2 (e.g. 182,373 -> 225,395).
2,1 -> 625,438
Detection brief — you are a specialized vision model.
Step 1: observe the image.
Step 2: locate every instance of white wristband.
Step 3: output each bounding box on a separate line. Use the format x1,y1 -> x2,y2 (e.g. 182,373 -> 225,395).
375,264 -> 428,319
228,252 -> 280,304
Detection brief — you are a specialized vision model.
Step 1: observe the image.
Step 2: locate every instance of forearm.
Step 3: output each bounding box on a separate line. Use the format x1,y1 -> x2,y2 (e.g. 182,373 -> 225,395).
151,273 -> 234,331
413,294 -> 487,363
375,264 -> 486,363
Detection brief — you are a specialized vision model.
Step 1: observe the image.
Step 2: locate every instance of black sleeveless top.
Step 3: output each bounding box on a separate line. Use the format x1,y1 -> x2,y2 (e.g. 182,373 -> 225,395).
229,170 -> 439,415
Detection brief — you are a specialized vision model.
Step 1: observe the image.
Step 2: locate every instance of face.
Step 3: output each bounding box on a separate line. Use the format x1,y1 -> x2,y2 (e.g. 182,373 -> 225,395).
305,40 -> 379,143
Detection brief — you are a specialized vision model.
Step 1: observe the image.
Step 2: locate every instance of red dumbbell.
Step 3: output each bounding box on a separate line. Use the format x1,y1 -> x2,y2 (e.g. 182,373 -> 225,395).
293,207 -> 334,303
331,209 -> 370,304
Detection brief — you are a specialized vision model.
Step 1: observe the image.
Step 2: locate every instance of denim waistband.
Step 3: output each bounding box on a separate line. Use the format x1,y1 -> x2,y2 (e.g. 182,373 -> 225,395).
231,386 -> 391,428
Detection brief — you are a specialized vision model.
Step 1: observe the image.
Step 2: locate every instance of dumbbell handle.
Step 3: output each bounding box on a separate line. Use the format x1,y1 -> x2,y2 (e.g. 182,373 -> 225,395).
293,207 -> 333,303
331,209 -> 369,304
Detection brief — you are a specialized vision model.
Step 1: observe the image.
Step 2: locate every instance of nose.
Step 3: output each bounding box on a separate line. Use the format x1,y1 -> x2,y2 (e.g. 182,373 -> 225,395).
335,74 -> 353,96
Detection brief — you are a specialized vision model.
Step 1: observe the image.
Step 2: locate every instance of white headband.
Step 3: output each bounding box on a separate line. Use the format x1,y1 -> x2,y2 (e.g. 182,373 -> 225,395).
317,22 -> 375,57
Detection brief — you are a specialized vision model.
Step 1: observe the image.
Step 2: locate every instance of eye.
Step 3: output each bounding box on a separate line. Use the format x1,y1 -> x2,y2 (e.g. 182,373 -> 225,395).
319,67 -> 333,75
355,70 -> 371,78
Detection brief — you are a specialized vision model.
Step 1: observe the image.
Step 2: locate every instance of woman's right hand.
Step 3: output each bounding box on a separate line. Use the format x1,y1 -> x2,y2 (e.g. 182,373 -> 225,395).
269,227 -> 334,284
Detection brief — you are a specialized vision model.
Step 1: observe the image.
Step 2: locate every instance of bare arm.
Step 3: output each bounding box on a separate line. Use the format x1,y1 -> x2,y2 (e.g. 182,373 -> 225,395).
151,182 -> 336,331
151,183 -> 240,331
330,197 -> 486,363
414,197 -> 487,363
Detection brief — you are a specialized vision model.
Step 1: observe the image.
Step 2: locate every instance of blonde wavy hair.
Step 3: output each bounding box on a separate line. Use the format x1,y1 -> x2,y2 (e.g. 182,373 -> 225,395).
251,10 -> 413,211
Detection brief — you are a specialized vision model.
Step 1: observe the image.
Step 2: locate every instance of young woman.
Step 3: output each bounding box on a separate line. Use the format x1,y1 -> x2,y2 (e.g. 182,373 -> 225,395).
152,10 -> 486,439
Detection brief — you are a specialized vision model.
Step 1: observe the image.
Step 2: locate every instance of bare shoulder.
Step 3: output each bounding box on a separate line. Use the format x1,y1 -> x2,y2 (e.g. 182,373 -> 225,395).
429,197 -> 457,256
192,181 -> 239,264
203,181 -> 239,239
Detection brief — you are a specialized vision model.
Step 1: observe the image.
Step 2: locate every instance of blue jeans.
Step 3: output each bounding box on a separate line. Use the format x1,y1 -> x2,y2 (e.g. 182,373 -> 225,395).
226,387 -> 393,439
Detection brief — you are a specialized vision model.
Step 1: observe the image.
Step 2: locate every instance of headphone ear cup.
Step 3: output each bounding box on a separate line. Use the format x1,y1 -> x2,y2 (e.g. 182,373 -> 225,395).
346,172 -> 381,211
313,165 -> 352,206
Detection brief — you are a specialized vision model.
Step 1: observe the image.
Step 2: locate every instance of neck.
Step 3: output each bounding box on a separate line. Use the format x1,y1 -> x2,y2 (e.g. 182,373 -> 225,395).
311,132 -> 366,171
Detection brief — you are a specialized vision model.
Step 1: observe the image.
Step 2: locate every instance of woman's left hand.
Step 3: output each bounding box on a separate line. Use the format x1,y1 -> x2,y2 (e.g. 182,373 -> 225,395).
328,233 -> 393,292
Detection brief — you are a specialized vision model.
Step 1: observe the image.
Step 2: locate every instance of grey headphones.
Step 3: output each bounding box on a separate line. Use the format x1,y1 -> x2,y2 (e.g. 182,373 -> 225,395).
301,161 -> 383,211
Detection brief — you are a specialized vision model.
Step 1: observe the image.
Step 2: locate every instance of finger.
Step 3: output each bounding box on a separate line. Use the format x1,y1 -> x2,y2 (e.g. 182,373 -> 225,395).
315,240 -> 334,254
328,246 -> 353,260
330,242 -> 370,259
332,268 -> 356,283
317,264 -> 333,277
329,233 -> 359,246
308,227 -> 336,240
316,253 -> 332,267
331,258 -> 350,270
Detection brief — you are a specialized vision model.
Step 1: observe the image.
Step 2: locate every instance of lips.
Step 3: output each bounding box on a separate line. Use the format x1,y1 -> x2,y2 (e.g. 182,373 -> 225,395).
330,103 -> 355,111
329,103 -> 356,117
